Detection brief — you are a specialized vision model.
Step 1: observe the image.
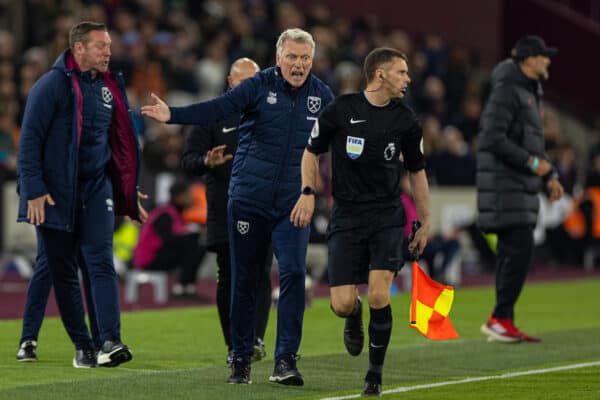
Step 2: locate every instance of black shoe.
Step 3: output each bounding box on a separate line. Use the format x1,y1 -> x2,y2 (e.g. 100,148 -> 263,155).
73,349 -> 98,368
269,354 -> 304,386
362,373 -> 382,397
16,340 -> 37,362
362,380 -> 382,397
344,297 -> 364,356
97,340 -> 132,367
252,338 -> 266,362
227,357 -> 251,384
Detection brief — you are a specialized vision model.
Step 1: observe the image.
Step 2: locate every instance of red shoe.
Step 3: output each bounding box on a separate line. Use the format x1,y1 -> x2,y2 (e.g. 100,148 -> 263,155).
480,317 -> 522,343
514,327 -> 542,343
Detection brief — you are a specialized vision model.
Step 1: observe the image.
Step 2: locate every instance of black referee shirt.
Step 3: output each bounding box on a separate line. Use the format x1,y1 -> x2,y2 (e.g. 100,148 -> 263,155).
307,92 -> 425,206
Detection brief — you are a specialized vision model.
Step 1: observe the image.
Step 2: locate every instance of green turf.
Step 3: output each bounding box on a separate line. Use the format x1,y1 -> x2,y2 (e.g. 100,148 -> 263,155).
1,278 -> 600,399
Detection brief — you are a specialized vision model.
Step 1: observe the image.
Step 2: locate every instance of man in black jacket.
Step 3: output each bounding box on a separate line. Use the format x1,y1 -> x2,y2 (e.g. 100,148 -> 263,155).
181,58 -> 272,365
477,35 -> 564,343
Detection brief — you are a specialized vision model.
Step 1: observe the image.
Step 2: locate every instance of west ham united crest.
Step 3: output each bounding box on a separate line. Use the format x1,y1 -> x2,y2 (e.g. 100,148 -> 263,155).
237,220 -> 250,235
307,96 -> 321,113
101,87 -> 113,104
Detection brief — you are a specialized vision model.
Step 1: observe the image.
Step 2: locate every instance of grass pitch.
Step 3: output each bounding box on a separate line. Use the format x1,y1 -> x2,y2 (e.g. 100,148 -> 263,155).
1,278 -> 599,399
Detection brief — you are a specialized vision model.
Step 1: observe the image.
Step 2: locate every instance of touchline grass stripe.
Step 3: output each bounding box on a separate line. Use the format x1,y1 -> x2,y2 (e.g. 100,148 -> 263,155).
320,360 -> 600,400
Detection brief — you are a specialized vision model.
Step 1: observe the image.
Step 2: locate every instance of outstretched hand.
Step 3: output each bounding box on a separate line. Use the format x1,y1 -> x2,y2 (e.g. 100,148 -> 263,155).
204,144 -> 233,168
140,93 -> 171,122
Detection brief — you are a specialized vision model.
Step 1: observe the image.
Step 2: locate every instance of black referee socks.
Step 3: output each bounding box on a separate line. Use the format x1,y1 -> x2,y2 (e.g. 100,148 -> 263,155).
368,304 -> 392,375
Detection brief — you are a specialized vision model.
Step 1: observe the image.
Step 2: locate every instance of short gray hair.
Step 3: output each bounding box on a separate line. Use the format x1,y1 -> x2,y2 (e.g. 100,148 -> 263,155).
276,28 -> 315,57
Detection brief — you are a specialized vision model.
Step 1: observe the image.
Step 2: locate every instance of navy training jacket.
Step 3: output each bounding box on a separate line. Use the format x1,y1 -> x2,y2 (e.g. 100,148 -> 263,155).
17,50 -> 141,231
170,67 -> 334,215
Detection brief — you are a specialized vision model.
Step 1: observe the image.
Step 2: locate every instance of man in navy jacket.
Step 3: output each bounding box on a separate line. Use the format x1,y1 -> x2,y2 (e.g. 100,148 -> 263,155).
143,28 -> 334,385
182,58 -> 273,366
17,21 -> 147,368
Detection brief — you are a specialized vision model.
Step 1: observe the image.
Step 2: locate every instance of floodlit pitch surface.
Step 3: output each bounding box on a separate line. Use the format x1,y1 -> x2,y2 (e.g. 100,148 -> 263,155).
1,278 -> 599,399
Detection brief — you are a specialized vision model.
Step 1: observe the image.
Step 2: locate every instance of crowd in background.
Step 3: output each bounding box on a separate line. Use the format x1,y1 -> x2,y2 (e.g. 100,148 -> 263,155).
1,0 -> 600,279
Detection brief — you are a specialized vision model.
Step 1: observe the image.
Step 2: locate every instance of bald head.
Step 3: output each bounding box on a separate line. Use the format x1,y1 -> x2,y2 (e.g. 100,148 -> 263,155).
228,58 -> 260,89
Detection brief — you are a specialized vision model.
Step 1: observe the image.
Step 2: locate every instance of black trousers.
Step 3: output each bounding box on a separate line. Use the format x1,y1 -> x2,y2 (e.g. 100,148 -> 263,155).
493,225 -> 534,320
214,242 -> 272,350
145,233 -> 205,285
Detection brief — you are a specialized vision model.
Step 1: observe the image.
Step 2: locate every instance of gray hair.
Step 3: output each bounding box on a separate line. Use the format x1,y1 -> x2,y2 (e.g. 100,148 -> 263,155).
276,28 -> 315,57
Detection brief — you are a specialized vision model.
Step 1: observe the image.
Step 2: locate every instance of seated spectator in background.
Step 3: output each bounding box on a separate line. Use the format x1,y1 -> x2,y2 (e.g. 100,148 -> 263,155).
420,114 -> 443,159
585,149 -> 600,188
542,108 -> 562,157
562,151 -> 600,265
133,181 -> 206,298
0,101 -> 18,178
416,75 -> 448,122
400,174 -> 461,284
427,126 -> 476,186
451,95 -> 482,145
534,192 -> 574,265
554,142 -> 578,195
181,182 -> 208,226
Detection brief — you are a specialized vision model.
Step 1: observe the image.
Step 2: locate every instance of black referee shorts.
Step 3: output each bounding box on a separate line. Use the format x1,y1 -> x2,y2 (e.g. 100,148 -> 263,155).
327,204 -> 405,287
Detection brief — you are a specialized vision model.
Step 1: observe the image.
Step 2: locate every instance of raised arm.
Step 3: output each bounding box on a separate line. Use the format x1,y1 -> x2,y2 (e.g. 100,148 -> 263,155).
141,75 -> 259,126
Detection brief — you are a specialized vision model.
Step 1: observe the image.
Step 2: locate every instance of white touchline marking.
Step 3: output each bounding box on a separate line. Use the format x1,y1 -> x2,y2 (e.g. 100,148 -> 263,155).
115,367 -> 164,373
319,360 -> 600,400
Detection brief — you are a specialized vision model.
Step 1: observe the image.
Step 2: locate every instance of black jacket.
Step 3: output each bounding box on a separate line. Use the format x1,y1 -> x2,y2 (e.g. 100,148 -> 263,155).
182,114 -> 239,247
476,59 -> 547,232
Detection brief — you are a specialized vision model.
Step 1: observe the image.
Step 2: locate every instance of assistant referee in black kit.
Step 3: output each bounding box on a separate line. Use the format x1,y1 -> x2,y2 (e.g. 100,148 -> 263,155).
291,47 -> 431,396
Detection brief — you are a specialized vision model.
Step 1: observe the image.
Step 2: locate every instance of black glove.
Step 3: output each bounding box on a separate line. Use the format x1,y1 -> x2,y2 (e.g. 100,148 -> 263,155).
409,220 -> 422,261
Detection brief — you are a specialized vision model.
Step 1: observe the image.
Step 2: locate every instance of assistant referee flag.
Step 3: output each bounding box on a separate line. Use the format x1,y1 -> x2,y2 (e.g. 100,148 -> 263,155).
409,261 -> 459,340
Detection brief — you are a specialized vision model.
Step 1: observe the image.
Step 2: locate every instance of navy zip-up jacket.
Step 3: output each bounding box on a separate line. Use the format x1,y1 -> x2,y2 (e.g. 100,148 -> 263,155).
17,50 -> 141,231
170,67 -> 334,215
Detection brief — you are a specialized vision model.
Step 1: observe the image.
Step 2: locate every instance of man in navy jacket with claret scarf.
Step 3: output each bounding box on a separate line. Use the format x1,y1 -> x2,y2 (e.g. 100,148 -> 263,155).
17,21 -> 147,368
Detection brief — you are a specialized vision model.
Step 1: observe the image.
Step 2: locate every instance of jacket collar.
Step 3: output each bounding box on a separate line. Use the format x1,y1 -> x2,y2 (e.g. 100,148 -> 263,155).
274,66 -> 312,92
53,49 -> 114,81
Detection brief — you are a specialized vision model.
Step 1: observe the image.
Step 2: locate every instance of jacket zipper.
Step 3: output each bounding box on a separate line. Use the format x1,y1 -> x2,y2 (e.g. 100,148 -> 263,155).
272,87 -> 297,210
67,70 -> 79,231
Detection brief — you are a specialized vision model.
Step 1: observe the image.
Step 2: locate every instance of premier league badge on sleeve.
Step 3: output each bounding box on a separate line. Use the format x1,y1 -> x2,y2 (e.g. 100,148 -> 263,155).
307,96 -> 321,113
384,142 -> 396,160
346,136 -> 364,159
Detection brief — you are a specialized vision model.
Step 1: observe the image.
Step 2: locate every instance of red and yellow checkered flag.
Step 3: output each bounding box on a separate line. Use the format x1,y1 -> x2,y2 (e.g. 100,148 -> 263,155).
409,261 -> 459,340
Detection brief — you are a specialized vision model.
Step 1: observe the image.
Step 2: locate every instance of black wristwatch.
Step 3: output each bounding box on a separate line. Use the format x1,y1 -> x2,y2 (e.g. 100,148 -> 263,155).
302,186 -> 316,196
